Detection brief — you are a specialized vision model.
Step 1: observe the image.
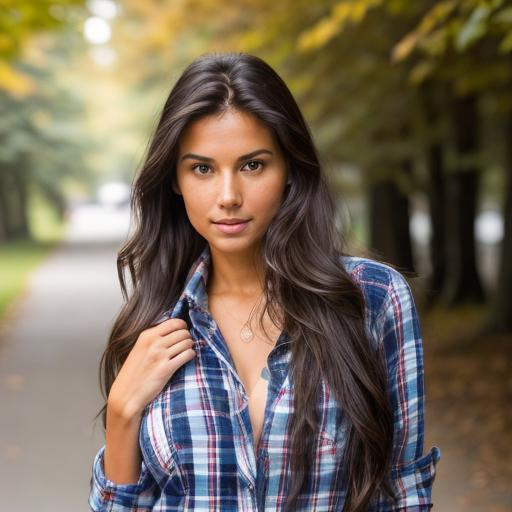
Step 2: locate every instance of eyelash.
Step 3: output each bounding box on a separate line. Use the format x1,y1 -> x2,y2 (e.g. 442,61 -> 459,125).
190,160 -> 265,176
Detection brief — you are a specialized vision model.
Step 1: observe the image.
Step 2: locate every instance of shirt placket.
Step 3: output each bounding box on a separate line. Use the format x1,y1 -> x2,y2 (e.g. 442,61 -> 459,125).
188,304 -> 259,503
190,304 -> 292,510
255,341 -> 291,511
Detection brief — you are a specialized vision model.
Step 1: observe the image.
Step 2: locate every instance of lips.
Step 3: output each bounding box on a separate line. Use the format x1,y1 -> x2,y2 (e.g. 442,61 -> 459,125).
213,218 -> 250,225
213,219 -> 250,234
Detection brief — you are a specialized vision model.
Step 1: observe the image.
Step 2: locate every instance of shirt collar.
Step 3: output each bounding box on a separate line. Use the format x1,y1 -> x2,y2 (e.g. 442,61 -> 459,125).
161,243 -> 291,356
179,243 -> 211,313
155,244 -> 210,324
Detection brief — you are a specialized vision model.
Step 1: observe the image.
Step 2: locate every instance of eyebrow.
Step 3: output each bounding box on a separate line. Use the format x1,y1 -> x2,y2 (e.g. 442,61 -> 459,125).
179,148 -> 273,163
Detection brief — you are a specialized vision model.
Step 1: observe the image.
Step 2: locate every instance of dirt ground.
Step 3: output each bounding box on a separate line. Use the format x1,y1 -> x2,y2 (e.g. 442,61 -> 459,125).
421,304 -> 512,512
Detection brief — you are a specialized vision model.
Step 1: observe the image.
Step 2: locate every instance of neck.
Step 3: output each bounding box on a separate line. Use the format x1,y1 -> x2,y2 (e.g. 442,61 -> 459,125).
207,244 -> 265,298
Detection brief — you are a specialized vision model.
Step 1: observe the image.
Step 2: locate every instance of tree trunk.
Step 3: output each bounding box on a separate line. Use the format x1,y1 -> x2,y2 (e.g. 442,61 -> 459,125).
419,81 -> 446,305
441,93 -> 485,305
12,163 -> 30,239
368,168 -> 415,273
484,115 -> 512,333
426,144 -> 446,300
0,162 -> 31,241
0,168 -> 18,240
0,170 -> 8,242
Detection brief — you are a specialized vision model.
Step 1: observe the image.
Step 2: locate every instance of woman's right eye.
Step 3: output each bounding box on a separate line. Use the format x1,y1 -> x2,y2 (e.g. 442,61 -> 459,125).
191,164 -> 211,175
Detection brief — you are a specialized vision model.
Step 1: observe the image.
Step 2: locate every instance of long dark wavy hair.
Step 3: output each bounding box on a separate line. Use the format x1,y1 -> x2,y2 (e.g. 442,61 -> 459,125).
94,51 -> 396,511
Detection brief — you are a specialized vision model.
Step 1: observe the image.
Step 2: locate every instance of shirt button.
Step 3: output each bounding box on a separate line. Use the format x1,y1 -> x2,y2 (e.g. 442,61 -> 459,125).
248,483 -> 254,490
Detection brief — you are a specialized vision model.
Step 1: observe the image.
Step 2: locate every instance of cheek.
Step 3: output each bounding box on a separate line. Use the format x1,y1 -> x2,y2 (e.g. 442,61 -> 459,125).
181,181 -> 209,213
181,192 -> 210,228
253,179 -> 286,214
257,196 -> 282,218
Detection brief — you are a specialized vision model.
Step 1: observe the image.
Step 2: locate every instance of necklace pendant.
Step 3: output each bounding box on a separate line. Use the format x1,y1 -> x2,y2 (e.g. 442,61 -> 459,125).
240,324 -> 253,342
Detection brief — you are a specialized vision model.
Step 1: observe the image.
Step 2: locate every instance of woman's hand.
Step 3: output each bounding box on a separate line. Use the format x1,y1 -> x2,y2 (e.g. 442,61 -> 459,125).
107,318 -> 197,419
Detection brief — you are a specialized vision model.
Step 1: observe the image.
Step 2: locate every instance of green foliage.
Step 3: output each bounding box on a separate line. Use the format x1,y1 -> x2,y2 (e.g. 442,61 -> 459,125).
0,58 -> 93,239
0,6 -> 98,243
28,182 -> 68,242
0,238 -> 60,320
0,1 -> 86,96
297,0 -> 385,53
0,0 -> 85,60
390,0 -> 512,93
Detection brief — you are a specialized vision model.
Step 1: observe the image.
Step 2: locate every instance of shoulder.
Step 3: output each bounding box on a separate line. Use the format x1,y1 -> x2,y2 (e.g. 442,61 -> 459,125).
339,254 -> 412,312
338,254 -> 419,348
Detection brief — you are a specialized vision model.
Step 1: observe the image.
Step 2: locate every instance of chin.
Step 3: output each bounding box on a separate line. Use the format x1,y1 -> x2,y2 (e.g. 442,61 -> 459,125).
208,237 -> 262,255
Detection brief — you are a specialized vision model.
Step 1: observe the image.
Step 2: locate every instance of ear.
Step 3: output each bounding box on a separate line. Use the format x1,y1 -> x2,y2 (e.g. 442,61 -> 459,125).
285,161 -> 292,185
171,176 -> 181,195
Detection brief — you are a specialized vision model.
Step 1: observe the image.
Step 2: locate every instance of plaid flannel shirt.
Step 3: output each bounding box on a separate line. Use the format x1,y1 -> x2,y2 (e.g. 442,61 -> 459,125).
89,244 -> 441,511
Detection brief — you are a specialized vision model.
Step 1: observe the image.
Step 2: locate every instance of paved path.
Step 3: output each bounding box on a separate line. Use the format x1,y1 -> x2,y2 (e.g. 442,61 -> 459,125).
0,204 -> 130,511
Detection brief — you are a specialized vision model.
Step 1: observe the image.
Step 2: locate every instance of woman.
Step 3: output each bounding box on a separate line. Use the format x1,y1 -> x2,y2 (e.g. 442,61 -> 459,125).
89,52 -> 441,511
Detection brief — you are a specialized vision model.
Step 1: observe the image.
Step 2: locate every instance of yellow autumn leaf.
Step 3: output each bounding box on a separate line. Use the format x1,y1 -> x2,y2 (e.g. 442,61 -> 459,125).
391,31 -> 420,62
408,60 -> 435,84
499,31 -> 512,53
238,30 -> 268,52
298,0 -> 384,53
0,61 -> 36,97
297,16 -> 340,52
417,0 -> 457,36
350,0 -> 384,23
331,3 -> 352,25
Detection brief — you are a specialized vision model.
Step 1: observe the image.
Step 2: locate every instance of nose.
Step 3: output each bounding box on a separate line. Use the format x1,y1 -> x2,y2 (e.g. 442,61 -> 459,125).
217,171 -> 242,208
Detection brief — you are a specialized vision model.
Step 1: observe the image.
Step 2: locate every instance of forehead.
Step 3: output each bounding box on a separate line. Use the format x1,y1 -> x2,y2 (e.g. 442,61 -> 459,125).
178,110 -> 276,152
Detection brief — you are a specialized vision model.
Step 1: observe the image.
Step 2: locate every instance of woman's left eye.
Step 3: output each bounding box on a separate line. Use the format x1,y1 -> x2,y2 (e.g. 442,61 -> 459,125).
243,160 -> 264,171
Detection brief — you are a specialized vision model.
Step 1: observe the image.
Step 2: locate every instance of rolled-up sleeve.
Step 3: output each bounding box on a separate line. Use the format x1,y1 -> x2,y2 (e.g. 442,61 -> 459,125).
373,268 -> 441,511
89,444 -> 160,511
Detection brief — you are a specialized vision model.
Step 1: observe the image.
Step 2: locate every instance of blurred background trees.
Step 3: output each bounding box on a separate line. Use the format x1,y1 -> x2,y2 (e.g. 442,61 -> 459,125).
0,1 -> 89,241
1,0 -> 511,330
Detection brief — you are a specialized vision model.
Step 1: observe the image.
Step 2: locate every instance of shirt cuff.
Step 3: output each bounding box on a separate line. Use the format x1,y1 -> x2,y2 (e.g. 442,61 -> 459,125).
89,444 -> 157,511
374,445 -> 442,511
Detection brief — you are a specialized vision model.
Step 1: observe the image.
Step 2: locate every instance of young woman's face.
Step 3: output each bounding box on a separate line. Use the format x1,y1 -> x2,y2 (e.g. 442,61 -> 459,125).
174,109 -> 289,255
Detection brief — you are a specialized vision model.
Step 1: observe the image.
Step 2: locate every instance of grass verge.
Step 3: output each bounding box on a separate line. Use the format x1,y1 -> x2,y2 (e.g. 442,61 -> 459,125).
0,190 -> 67,321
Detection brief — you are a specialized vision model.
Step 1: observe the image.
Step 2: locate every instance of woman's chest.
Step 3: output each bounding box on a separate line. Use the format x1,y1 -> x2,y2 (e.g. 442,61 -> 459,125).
139,334 -> 346,500
208,297 -> 284,447
215,320 -> 280,447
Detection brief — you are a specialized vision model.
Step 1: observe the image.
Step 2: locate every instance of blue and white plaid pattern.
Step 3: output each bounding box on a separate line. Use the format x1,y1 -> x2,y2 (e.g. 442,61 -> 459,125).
89,244 -> 441,511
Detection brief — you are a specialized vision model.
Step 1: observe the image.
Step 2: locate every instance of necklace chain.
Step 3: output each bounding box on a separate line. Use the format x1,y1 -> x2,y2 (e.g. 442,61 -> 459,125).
215,291 -> 274,345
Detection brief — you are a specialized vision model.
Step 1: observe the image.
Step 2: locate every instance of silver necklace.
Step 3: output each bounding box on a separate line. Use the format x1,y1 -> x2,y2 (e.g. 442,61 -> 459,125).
216,291 -> 273,344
